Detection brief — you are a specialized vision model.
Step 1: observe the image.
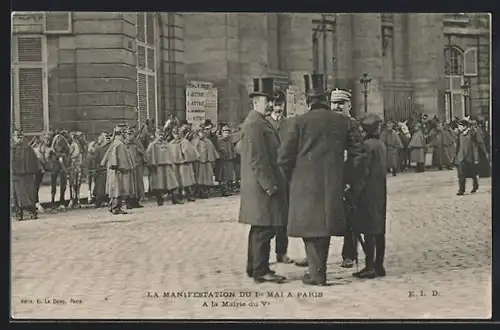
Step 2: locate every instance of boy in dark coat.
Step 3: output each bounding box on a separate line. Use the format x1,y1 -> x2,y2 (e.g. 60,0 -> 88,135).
349,113 -> 388,279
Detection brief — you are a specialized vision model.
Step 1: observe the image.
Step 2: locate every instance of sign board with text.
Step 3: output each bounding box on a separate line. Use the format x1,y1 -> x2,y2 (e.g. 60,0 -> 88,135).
186,81 -> 218,128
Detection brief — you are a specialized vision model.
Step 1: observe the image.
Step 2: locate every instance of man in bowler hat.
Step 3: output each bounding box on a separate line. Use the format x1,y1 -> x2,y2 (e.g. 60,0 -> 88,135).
278,73 -> 366,285
238,77 -> 289,283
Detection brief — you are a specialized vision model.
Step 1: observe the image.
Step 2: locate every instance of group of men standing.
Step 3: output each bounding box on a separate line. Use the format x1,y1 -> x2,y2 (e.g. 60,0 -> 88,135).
238,73 -> 388,285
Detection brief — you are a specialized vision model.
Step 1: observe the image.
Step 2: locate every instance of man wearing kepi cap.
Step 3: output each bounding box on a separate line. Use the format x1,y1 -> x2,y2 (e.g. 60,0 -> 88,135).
331,87 -> 367,269
278,73 -> 366,286
238,77 -> 288,284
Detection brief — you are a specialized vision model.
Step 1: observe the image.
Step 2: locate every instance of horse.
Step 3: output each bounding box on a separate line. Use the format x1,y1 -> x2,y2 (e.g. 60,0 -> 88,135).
138,119 -> 155,150
49,131 -> 73,209
397,121 -> 412,171
66,131 -> 87,208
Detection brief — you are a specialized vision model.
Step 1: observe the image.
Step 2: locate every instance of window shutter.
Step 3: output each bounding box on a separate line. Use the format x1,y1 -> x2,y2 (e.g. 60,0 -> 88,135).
136,13 -> 146,43
19,68 -> 44,133
449,76 -> 462,92
147,75 -> 156,120
138,73 -> 148,123
146,13 -> 155,45
137,45 -> 146,69
43,12 -> 72,34
463,47 -> 478,76
146,48 -> 155,71
17,37 -> 42,63
11,69 -> 17,131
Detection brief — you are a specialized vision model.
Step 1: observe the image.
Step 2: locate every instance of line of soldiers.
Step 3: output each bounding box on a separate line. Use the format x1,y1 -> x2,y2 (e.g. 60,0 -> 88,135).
238,73 -> 388,285
95,121 -> 241,215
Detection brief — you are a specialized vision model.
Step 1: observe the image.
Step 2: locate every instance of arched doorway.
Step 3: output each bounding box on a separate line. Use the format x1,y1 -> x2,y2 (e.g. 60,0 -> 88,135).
444,46 -> 465,121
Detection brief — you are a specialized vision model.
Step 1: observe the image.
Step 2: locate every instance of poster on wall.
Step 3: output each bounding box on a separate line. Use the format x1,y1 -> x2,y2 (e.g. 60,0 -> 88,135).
286,85 -> 308,119
185,81 -> 218,128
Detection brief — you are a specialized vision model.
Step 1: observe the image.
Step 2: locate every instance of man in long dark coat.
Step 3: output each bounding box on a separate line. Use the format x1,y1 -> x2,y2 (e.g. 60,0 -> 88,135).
238,77 -> 288,284
350,113 -> 388,279
11,129 -> 42,220
278,74 -> 366,286
266,89 -> 294,265
101,125 -> 135,215
455,117 -> 488,195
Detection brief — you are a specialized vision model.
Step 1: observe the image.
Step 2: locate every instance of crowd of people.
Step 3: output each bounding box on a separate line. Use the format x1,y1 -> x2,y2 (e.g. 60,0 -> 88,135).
378,113 -> 490,179
11,72 -> 491,286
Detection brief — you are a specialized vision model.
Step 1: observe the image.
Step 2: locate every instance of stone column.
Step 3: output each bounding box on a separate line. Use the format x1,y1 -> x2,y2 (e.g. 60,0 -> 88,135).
392,13 -> 408,81
184,13 -> 241,125
333,14 -> 353,90
351,13 -> 384,119
71,12 -> 138,134
408,13 -> 446,117
278,13 -> 314,90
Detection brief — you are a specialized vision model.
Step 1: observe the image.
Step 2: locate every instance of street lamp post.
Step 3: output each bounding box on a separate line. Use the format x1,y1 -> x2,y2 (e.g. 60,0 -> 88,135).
360,73 -> 372,113
461,78 -> 470,117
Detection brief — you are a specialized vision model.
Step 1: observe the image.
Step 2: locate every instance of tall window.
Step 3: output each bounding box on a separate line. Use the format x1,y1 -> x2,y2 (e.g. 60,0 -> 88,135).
444,46 -> 464,120
11,35 -> 49,134
136,12 -> 158,125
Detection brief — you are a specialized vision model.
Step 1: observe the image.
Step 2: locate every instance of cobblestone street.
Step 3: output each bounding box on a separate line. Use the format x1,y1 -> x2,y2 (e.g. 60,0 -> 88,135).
11,170 -> 491,319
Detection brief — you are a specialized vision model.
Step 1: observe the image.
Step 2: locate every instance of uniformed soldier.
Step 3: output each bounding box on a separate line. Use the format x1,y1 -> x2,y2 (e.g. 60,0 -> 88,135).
278,74 -> 366,285
239,77 -> 288,284
329,87 -> 366,269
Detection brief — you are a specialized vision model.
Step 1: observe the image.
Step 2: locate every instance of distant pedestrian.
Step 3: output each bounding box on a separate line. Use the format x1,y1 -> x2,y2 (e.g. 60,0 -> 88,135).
455,117 -> 488,195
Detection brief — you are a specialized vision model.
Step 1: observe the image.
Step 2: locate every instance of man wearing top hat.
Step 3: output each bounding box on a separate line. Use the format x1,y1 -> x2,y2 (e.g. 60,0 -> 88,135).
278,73 -> 366,285
238,77 -> 288,284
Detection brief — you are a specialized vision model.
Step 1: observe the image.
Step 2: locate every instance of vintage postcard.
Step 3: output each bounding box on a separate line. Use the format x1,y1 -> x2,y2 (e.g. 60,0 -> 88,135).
10,12 -> 492,320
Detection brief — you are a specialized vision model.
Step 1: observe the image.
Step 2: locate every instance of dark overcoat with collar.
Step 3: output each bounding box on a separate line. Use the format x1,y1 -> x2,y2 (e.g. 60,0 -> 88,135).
278,103 -> 366,238
238,110 -> 288,227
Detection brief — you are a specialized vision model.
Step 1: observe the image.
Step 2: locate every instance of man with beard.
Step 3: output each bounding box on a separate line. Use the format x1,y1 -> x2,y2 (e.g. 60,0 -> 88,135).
101,125 -> 134,215
11,129 -> 42,220
239,77 -> 288,284
278,75 -> 366,285
266,89 -> 294,265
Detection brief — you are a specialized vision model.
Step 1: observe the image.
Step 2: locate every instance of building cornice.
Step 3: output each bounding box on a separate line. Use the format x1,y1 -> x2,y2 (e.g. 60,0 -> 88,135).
444,26 -> 490,36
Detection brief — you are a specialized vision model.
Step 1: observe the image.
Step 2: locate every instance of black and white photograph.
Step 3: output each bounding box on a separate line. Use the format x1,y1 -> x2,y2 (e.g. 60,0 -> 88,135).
10,12 -> 492,320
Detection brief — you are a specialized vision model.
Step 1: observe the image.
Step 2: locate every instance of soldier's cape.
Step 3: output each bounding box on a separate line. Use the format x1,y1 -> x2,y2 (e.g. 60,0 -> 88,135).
193,138 -> 220,163
101,138 -> 134,170
146,139 -> 174,166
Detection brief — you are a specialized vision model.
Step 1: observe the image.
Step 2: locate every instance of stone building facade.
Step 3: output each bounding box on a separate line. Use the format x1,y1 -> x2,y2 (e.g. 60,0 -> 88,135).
11,12 -> 490,136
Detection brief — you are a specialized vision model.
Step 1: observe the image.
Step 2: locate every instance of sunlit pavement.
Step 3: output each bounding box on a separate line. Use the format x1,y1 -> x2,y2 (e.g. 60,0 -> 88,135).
11,170 -> 491,319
